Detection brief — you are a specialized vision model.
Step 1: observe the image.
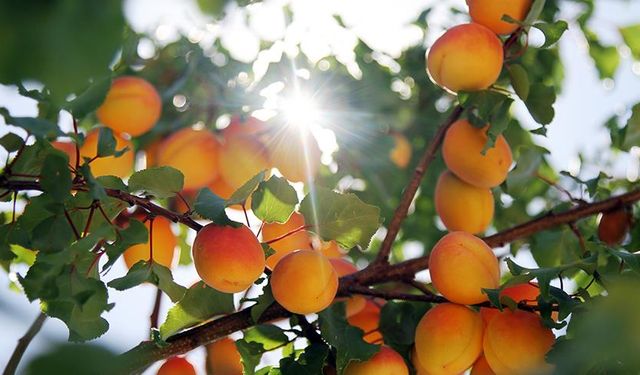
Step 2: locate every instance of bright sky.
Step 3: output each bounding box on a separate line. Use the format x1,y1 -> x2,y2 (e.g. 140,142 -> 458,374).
1,0 -> 639,373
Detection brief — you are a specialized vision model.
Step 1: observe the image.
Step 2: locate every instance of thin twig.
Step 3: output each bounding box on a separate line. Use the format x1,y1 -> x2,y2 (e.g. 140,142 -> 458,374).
3,312 -> 47,375
150,288 -> 163,330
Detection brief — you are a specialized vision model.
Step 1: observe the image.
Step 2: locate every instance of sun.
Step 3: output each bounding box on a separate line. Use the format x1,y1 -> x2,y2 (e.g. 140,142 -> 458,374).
279,93 -> 321,131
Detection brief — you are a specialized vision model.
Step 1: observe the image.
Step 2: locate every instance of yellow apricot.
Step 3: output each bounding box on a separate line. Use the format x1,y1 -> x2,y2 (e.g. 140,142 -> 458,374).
467,0 -> 533,35
316,239 -> 346,258
428,232 -> 500,305
389,133 -> 411,168
262,212 -> 312,269
192,224 -> 265,293
435,170 -> 494,234
271,250 -> 338,314
426,23 -> 504,93
157,356 -> 196,375
207,337 -> 243,375
344,346 -> 409,375
329,258 -> 366,317
51,140 -> 78,167
347,300 -> 383,344
483,310 -> 555,375
442,119 -> 512,188
414,303 -> 484,375
97,76 -> 162,137
411,347 -> 430,375
156,128 -> 220,191
218,136 -> 270,190
267,129 -> 321,183
79,129 -> 134,178
471,354 -> 496,375
123,216 -> 176,269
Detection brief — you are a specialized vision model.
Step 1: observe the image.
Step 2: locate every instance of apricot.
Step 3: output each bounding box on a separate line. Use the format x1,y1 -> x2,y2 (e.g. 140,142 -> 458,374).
471,354 -> 496,375
347,300 -> 383,344
79,129 -> 134,178
51,140 -> 78,167
389,133 -> 411,168
598,208 -> 632,246
157,356 -> 196,375
426,23 -> 503,93
442,119 -> 512,188
435,170 -> 494,234
480,282 -> 559,325
271,250 -> 338,314
156,128 -> 220,191
218,136 -> 270,190
97,76 -> 162,137
467,0 -> 533,35
144,137 -> 163,168
222,115 -> 269,139
262,212 -> 312,269
329,258 -> 366,317
411,347 -> 430,375
123,216 -> 176,269
207,337 -> 243,375
483,310 -> 555,375
316,239 -> 346,258
428,231 -> 500,305
267,129 -> 321,183
192,224 -> 265,293
344,346 -> 409,375
415,303 -> 484,375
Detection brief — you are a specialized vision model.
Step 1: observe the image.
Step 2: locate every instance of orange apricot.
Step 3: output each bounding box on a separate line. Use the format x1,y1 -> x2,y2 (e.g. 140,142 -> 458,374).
271,250 -> 338,314
435,170 -> 494,234
97,76 -> 162,137
316,239 -> 346,258
51,140 -> 78,167
483,310 -> 555,375
123,216 -> 176,269
207,337 -> 243,375
157,356 -> 196,375
156,127 -> 220,191
218,136 -> 270,190
262,212 -> 312,269
389,133 -> 411,168
267,129 -> 321,183
428,231 -> 500,305
222,115 -> 269,139
79,129 -> 134,178
442,119 -> 512,188
598,208 -> 632,246
471,354 -> 496,375
192,224 -> 265,293
414,303 -> 484,375
344,346 -> 409,375
467,0 -> 533,35
329,258 -> 366,317
347,300 -> 383,344
426,23 -> 503,93
411,347 -> 430,375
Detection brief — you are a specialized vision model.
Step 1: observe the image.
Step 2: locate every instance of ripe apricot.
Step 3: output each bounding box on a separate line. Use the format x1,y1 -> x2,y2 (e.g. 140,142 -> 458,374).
157,356 -> 196,375
347,300 -> 383,344
156,128 -> 220,191
329,258 -> 366,317
207,337 -> 243,375
471,354 -> 496,375
344,346 -> 409,375
442,119 -> 512,188
435,171 -> 494,234
598,208 -> 632,246
123,216 -> 176,269
411,347 -> 430,375
467,0 -> 533,35
483,310 -> 555,375
79,129 -> 134,178
415,303 -> 484,375
97,76 -> 162,137
389,133 -> 411,168
222,115 -> 269,139
267,129 -> 321,183
429,232 -> 500,305
271,250 -> 338,314
144,137 -> 163,168
218,136 -> 270,190
262,212 -> 312,269
192,224 -> 265,293
316,239 -> 346,258
426,23 -> 503,93
51,140 -> 78,167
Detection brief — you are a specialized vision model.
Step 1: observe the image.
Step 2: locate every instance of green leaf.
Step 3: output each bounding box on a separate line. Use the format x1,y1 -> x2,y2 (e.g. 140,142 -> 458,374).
458,90 -> 513,150
31,214 -> 75,253
262,244 -> 276,260
0,132 -> 25,152
251,285 -> 275,323
159,281 -> 234,339
584,30 -> 620,79
0,224 -> 17,261
65,76 -> 112,118
102,219 -> 148,270
379,301 -> 427,347
78,165 -> 107,201
251,176 -> 298,224
128,166 -> 185,199
236,340 -> 265,375
524,84 -> 556,125
621,103 -> 640,151
96,127 -> 116,157
280,343 -> 329,375
523,0 -> 546,27
40,152 -> 72,201
194,188 -> 235,226
620,24 -> 640,60
0,108 -> 63,139
533,21 -> 568,48
227,170 -> 267,207
244,324 -> 289,350
318,303 -> 379,373
299,187 -> 381,249
108,261 -> 187,302
507,64 -> 530,101
25,343 -> 118,375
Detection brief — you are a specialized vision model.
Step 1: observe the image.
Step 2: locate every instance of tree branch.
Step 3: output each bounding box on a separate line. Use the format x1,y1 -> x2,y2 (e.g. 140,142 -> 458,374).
3,312 -> 47,375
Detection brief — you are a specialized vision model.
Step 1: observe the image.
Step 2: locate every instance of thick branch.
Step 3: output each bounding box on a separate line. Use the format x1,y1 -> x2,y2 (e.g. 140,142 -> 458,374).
3,312 -> 47,375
